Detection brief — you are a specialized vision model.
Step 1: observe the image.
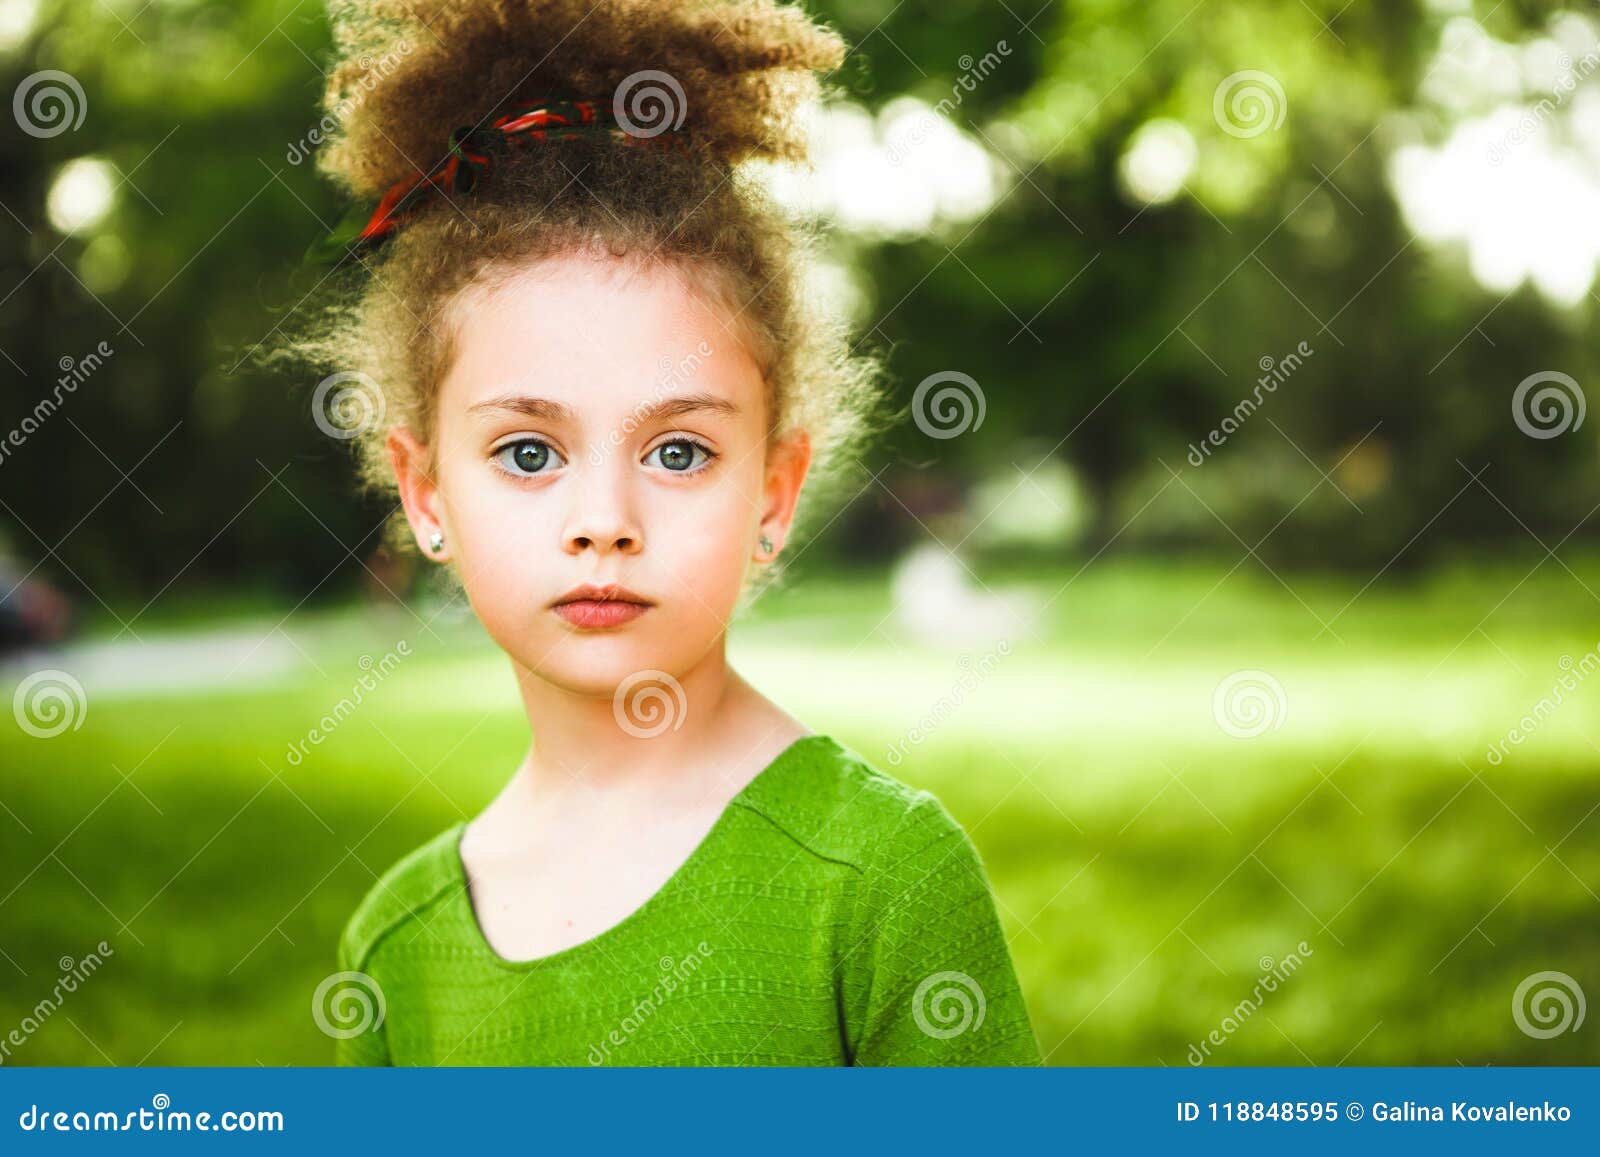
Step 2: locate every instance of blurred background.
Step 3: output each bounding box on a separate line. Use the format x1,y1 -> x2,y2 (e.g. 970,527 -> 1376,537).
1,0 -> 1598,1065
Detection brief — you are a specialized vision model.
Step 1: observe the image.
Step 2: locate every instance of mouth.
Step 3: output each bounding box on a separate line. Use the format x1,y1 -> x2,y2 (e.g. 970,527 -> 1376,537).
550,585 -> 654,630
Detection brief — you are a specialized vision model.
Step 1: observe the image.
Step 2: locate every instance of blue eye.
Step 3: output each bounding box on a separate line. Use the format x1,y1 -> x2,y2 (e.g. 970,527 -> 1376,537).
647,438 -> 715,473
494,439 -> 564,476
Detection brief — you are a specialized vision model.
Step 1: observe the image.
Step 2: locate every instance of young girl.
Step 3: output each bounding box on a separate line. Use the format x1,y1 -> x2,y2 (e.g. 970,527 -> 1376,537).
295,0 -> 1041,1066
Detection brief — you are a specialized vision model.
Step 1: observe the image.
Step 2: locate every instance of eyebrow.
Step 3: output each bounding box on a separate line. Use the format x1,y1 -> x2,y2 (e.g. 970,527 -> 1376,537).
467,390 -> 741,424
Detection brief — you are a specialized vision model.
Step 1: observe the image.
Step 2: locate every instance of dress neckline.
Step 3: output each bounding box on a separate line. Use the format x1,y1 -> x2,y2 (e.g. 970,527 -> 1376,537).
450,731 -> 827,971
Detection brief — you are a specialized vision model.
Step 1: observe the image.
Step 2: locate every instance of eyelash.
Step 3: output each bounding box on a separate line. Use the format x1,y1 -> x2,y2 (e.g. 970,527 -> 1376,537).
646,438 -> 719,474
488,436 -> 719,480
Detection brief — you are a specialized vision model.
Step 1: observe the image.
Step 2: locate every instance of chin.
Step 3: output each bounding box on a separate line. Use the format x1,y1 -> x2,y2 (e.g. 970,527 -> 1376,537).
525,635 -> 679,693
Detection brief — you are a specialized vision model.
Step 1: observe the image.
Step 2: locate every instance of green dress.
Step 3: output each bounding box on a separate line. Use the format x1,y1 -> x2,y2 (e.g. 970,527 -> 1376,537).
333,733 -> 1042,1065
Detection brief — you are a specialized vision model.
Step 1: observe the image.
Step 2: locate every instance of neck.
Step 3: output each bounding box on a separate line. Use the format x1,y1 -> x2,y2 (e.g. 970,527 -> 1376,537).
509,641 -> 747,799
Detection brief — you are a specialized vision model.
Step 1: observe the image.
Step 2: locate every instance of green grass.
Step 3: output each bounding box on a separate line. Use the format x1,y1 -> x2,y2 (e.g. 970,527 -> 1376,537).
2,552 -> 1597,1065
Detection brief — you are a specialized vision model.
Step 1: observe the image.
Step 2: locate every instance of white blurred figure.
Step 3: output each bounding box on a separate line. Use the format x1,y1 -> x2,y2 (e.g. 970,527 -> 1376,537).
888,542 -> 1038,646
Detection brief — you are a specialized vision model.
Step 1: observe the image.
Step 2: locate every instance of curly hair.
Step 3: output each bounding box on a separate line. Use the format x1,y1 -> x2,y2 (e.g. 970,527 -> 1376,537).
274,0 -> 890,604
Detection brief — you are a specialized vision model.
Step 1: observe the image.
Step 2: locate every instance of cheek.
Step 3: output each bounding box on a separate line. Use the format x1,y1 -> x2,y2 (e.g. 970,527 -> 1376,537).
651,468 -> 757,542
440,471 -> 554,612
640,474 -> 759,609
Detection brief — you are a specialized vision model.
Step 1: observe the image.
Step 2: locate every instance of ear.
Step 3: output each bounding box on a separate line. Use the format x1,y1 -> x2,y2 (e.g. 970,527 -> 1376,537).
756,427 -> 812,560
386,425 -> 448,559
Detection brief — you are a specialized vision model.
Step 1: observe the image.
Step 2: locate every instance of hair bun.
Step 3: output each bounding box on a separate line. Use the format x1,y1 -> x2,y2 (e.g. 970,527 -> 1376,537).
317,0 -> 846,198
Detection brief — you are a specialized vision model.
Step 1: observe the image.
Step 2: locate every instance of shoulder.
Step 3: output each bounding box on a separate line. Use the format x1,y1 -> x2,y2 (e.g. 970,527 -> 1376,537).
336,822 -> 463,973
730,732 -> 971,873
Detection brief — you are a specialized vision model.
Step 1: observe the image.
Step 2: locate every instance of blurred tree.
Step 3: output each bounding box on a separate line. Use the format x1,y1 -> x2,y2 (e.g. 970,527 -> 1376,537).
0,0 -> 392,617
816,0 -> 1599,569
0,0 -> 1595,613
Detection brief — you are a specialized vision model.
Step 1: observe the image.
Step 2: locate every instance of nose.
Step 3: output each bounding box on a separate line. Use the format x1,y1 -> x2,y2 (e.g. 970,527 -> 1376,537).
560,457 -> 643,557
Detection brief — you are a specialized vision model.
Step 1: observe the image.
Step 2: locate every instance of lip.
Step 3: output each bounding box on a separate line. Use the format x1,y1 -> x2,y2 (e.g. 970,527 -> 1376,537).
550,583 -> 654,630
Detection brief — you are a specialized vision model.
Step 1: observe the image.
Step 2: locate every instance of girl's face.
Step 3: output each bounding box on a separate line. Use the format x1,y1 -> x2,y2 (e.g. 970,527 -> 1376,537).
386,251 -> 810,695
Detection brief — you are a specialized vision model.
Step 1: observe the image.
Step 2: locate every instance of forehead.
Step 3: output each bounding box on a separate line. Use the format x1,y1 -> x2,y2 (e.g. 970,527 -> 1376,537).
438,252 -> 763,420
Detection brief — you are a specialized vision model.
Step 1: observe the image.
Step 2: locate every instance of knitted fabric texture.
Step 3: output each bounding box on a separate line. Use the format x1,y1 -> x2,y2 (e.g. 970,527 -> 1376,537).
335,733 -> 1041,1065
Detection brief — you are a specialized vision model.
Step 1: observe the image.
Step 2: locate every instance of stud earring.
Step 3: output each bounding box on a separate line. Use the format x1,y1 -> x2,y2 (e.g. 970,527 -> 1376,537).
428,531 -> 444,554
758,534 -> 774,557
